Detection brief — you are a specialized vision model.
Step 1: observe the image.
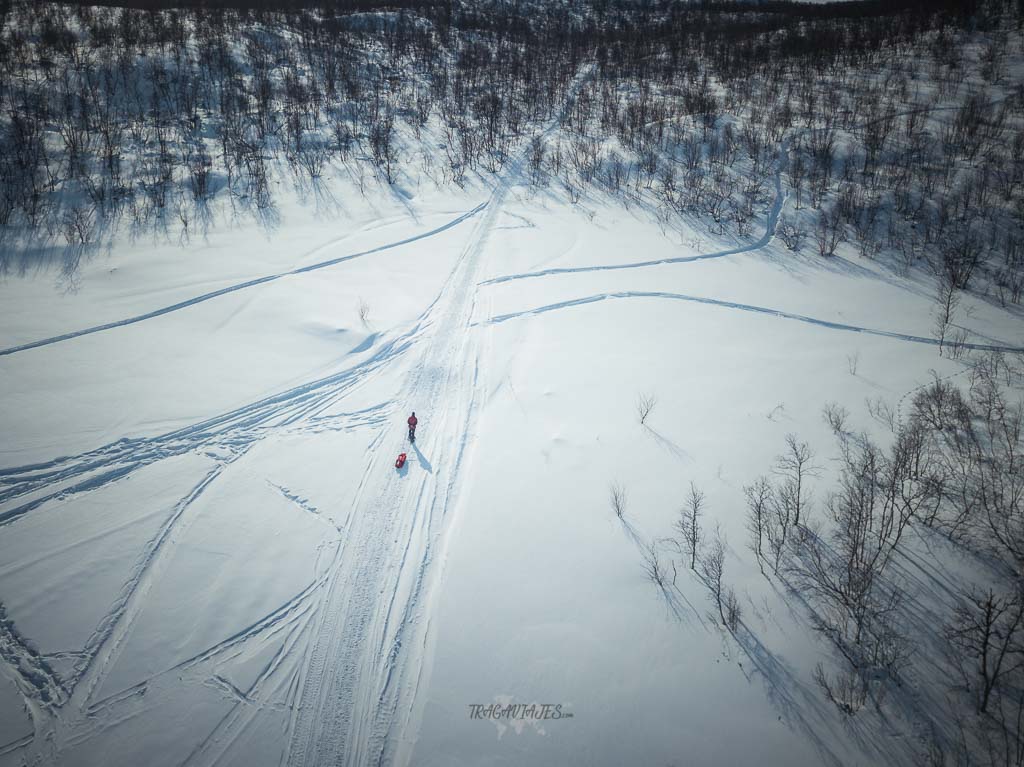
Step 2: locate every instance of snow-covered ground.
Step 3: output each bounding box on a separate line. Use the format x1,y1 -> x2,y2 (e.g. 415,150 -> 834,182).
2,93 -> 1023,767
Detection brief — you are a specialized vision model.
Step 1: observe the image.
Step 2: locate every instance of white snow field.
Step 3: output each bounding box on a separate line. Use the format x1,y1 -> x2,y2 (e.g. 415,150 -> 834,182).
2,86 -> 1024,767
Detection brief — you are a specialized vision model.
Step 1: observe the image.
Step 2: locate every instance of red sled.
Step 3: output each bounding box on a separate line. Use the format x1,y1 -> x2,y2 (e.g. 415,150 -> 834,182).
395,453 -> 407,469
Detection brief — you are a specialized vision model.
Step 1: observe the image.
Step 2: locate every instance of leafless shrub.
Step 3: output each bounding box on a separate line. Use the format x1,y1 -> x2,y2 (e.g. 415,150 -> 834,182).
777,216 -> 807,251
724,587 -> 742,632
296,143 -> 328,179
910,375 -> 974,436
369,115 -> 397,183
823,401 -> 850,437
795,424 -> 932,689
529,134 -> 546,184
815,204 -> 845,257
636,392 -> 657,426
188,151 -> 211,200
866,396 -> 897,432
61,204 -> 96,246
642,541 -> 667,587
814,663 -> 868,715
610,482 -> 627,519
910,368 -> 1023,570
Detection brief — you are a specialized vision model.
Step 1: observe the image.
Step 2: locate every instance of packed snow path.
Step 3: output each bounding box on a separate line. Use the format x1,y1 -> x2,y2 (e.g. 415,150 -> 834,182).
284,65 -> 597,767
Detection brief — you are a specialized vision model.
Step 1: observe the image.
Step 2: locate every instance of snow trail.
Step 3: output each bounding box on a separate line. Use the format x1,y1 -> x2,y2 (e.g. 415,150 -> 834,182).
283,65 -> 592,767
480,146 -> 787,286
481,290 -> 1024,352
0,204 -> 485,358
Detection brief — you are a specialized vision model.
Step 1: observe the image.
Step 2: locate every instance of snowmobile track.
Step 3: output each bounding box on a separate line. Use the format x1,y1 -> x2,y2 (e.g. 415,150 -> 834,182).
482,290 -> 1024,353
0,204 -> 485,358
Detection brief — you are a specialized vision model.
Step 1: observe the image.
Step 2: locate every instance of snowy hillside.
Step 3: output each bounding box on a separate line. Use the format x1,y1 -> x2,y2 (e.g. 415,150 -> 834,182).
2,1 -> 1024,766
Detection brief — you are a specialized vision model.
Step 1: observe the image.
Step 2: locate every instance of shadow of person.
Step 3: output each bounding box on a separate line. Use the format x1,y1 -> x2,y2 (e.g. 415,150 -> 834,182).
412,442 -> 433,474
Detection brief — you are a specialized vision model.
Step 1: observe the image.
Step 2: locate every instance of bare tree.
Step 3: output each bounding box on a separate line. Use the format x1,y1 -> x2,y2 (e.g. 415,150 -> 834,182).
764,489 -> 792,575
700,525 -> 727,625
610,482 -> 627,519
642,541 -> 668,587
529,134 -> 546,185
777,216 -> 807,251
369,114 -> 397,184
61,204 -> 96,246
933,274 -> 960,355
636,392 -> 657,426
813,663 -> 868,715
942,222 -> 983,290
823,401 -> 850,437
815,204 -> 845,257
797,426 -> 930,679
723,587 -> 742,632
677,482 -> 705,570
774,434 -> 817,529
787,153 -> 807,209
948,589 -> 1024,714
745,476 -> 774,575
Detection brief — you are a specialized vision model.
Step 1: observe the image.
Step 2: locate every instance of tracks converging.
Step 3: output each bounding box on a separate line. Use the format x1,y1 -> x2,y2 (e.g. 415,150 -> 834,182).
0,65 -> 593,767
0,202 -> 482,764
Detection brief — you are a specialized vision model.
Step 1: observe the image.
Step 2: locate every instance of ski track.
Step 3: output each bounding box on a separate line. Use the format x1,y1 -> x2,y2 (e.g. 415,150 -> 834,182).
283,64 -> 594,767
479,126 -> 795,287
480,290 -> 1024,352
0,204 -> 485,358
480,144 -> 787,286
0,342 -> 403,762
0,226 -> 439,764
0,341 -> 407,524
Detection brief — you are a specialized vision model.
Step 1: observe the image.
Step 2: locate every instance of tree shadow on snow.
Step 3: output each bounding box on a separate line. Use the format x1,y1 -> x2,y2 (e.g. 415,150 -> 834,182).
755,524 -> 990,765
643,426 -> 691,462
619,517 -> 707,629
731,620 -> 848,767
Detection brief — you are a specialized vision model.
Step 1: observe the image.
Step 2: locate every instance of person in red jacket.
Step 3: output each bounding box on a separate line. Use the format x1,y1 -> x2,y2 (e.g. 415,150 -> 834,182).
407,412 -> 418,443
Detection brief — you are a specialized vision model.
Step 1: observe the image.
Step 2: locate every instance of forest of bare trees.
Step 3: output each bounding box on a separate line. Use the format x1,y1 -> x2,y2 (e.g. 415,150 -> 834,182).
1,0 -> 1023,312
